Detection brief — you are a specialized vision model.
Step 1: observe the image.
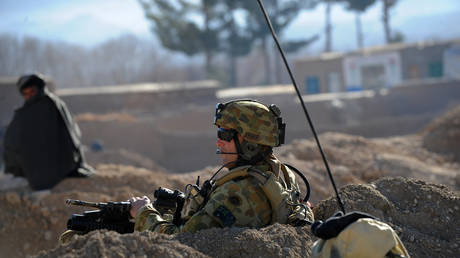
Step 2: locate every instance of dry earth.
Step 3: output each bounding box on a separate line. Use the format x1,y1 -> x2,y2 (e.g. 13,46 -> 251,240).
0,107 -> 459,257
422,105 -> 460,161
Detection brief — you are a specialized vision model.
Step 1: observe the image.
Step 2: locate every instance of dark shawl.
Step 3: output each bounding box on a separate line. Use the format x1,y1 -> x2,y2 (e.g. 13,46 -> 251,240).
3,88 -> 94,190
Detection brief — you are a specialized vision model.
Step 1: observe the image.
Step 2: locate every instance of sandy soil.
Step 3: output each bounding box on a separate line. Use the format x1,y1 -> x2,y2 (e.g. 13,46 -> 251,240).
34,177 -> 459,258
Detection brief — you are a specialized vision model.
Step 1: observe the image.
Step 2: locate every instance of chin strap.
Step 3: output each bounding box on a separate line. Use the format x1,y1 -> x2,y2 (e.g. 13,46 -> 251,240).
216,134 -> 272,166
234,136 -> 272,166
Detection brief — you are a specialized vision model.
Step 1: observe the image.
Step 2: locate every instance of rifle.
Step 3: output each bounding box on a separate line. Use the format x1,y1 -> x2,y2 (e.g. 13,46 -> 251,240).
65,199 -> 134,234
65,187 -> 185,234
153,187 -> 185,226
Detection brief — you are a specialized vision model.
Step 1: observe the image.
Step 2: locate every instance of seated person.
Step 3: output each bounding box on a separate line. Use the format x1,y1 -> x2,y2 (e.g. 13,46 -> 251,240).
3,74 -> 94,190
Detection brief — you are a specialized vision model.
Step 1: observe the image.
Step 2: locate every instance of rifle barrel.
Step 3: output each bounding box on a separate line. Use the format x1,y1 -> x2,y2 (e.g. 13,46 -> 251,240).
66,199 -> 103,208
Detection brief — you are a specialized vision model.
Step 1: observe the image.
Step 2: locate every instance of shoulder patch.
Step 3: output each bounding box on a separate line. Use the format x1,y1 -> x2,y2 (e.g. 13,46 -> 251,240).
213,205 -> 236,227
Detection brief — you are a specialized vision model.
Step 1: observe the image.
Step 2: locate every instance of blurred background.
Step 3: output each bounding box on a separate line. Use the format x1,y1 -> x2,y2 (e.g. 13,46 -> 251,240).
1,0 -> 460,172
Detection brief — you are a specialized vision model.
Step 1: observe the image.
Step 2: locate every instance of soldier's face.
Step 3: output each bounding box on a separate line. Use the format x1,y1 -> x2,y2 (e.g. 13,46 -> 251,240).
216,130 -> 241,167
21,85 -> 38,101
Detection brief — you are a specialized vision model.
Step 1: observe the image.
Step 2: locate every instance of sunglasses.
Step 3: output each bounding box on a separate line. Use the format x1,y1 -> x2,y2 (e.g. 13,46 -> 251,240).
217,128 -> 236,142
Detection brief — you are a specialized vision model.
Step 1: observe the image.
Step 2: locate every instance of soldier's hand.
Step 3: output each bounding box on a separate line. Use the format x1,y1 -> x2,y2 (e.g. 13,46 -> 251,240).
129,196 -> 151,219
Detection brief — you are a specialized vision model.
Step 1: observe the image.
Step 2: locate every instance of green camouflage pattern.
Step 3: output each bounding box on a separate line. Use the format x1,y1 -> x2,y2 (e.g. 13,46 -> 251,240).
134,165 -> 271,234
252,156 -> 314,224
215,100 -> 280,147
134,157 -> 314,234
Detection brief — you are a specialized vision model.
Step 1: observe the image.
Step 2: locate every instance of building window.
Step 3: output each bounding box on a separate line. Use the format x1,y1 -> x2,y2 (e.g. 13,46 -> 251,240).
328,72 -> 341,93
361,64 -> 385,90
428,62 -> 443,78
305,76 -> 320,94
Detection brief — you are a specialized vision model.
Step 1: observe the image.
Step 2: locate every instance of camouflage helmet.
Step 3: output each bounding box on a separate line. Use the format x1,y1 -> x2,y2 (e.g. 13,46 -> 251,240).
214,100 -> 285,147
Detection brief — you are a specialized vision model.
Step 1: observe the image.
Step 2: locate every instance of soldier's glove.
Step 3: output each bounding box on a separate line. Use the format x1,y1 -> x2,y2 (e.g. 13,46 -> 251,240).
311,211 -> 375,240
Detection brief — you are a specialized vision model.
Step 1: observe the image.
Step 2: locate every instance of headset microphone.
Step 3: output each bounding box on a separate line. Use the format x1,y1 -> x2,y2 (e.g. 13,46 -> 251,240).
216,149 -> 238,155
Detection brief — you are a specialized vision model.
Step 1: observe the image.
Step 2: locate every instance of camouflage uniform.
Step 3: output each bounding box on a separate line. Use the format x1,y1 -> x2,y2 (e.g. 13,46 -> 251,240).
135,100 -> 313,234
135,164 -> 271,233
135,156 -> 313,233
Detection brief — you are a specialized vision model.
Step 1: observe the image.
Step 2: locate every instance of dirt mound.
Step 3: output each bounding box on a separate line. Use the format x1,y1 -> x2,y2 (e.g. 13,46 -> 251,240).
35,177 -> 459,258
36,225 -> 314,258
422,105 -> 460,161
37,231 -> 209,258
313,177 -> 459,258
0,164 -> 196,258
277,132 -> 459,203
1,131 -> 459,257
85,149 -> 166,171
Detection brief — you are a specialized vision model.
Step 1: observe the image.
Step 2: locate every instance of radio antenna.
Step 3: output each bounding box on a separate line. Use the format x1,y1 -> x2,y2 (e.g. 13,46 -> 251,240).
256,0 -> 345,213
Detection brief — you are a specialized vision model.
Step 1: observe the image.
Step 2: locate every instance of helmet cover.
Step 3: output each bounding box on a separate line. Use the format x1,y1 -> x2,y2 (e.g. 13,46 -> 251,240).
214,100 -> 282,147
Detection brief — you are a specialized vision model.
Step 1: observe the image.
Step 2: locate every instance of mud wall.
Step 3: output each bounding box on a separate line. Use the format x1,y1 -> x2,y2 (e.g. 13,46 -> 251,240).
57,81 -> 219,114
74,79 -> 460,172
77,110 -> 219,173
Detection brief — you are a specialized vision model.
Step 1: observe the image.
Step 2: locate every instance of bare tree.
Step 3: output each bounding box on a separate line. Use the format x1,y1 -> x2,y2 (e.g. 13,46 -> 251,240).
343,0 -> 376,49
0,33 -> 208,88
382,0 -> 399,44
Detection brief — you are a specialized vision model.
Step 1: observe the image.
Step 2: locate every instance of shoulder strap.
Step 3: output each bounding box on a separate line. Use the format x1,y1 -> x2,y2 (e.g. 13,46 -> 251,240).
215,165 -> 270,187
215,165 -> 250,187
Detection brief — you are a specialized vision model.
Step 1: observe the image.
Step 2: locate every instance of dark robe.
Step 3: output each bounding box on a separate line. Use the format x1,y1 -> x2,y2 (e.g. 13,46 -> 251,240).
3,88 -> 94,190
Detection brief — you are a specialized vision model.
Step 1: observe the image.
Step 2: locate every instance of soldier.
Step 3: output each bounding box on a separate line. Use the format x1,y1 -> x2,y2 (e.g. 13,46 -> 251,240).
3,74 -> 95,190
130,99 -> 313,233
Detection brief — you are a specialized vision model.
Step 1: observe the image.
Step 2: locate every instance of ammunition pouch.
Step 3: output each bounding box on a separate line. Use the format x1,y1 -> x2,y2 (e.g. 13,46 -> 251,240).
181,185 -> 205,220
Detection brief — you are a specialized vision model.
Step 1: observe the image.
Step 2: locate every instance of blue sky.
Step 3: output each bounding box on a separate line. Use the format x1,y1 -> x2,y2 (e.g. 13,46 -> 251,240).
1,0 -> 459,51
